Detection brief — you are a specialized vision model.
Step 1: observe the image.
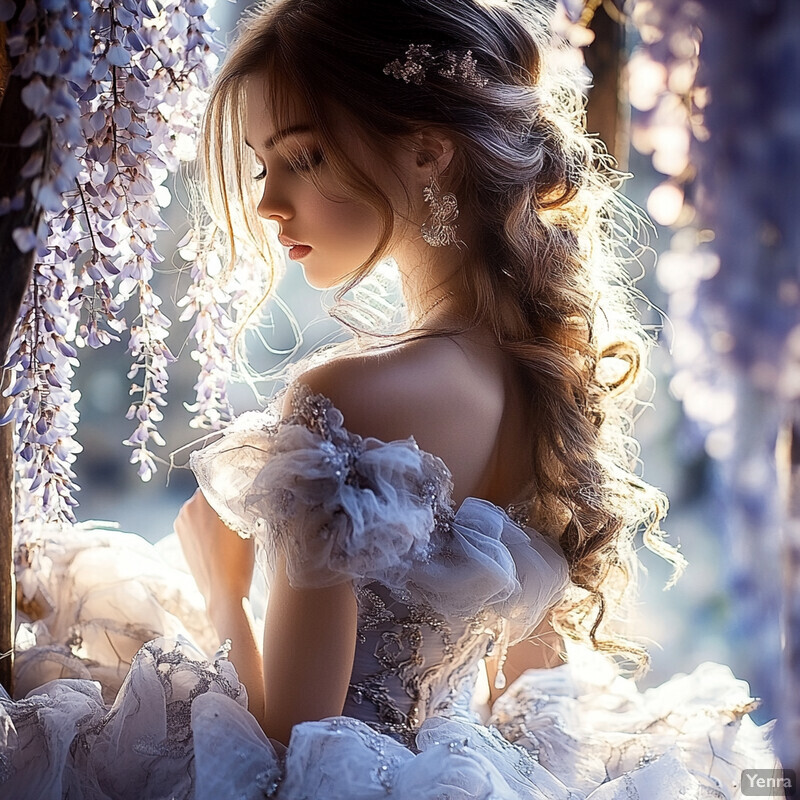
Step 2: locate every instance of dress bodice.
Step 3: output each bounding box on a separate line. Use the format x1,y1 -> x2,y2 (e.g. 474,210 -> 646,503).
190,382 -> 572,746
344,579 -> 496,747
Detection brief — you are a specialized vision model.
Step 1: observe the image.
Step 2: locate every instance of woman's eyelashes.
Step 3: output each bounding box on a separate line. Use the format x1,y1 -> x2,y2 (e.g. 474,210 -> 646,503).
252,149 -> 324,181
288,149 -> 324,173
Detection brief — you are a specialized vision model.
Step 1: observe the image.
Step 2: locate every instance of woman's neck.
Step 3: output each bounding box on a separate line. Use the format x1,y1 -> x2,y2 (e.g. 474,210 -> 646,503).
397,252 -> 472,328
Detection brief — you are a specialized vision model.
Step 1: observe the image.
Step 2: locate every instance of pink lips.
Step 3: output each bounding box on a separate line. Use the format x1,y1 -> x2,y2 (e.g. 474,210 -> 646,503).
288,245 -> 312,260
278,235 -> 312,261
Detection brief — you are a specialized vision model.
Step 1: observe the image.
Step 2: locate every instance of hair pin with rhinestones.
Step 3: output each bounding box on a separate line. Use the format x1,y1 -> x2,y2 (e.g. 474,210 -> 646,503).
383,43 -> 489,88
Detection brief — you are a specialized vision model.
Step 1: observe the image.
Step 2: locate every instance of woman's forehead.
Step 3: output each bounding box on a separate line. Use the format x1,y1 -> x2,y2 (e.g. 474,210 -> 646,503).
243,74 -> 314,146
243,72 -> 304,120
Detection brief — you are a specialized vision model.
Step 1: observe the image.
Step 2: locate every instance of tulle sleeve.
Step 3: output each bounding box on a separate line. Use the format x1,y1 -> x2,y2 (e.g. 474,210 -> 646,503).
188,384 -> 448,590
405,497 -> 571,644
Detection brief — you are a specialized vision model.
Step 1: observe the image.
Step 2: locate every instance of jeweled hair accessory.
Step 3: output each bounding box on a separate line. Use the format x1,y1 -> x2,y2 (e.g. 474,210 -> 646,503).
383,44 -> 489,88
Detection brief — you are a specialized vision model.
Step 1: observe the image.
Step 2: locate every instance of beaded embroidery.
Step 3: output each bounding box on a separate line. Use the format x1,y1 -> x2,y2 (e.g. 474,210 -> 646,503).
346,581 -> 479,749
286,381 -> 532,529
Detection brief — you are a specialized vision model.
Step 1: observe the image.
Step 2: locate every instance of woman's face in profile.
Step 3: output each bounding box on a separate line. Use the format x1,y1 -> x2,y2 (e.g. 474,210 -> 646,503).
244,73 -> 419,289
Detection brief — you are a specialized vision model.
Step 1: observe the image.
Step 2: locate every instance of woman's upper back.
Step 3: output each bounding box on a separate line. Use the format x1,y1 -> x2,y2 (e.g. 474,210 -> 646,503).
290,327 -> 536,511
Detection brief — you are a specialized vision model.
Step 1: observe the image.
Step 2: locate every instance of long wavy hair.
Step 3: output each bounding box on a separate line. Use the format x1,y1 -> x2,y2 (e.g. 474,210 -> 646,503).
198,0 -> 686,676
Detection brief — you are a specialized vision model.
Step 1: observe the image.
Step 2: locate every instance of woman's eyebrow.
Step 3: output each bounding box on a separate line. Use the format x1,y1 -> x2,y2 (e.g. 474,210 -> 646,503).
244,124 -> 315,151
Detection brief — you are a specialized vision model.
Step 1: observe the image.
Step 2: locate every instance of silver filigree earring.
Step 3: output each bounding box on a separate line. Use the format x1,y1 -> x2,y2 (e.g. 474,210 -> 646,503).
421,169 -> 460,248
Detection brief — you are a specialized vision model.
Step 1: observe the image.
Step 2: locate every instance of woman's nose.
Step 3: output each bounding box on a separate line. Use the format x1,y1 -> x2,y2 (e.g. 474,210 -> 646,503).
256,178 -> 293,222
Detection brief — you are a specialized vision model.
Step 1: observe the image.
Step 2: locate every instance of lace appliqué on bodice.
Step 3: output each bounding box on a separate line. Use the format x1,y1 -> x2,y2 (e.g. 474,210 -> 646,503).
346,583 -> 498,750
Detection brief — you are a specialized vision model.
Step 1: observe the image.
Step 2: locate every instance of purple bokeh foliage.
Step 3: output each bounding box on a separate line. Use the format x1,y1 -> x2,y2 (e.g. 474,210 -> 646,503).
629,0 -> 800,761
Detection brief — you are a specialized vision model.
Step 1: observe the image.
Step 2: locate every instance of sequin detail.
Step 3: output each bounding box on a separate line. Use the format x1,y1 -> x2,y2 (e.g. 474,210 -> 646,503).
326,718 -> 406,792
130,640 -> 242,758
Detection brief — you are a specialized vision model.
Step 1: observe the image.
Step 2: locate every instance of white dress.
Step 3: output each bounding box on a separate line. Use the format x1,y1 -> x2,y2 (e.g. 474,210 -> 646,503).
0,383 -> 780,799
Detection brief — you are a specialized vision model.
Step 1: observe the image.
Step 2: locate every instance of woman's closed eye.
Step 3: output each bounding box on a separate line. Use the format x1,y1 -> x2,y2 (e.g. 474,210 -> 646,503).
287,148 -> 324,174
252,149 -> 324,182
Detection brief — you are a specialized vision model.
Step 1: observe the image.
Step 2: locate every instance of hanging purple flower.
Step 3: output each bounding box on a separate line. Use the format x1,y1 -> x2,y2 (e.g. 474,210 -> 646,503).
1,0 -> 225,525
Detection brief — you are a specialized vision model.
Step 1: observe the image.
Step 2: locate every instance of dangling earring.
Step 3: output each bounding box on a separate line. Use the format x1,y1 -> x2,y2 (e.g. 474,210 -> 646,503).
421,166 -> 460,248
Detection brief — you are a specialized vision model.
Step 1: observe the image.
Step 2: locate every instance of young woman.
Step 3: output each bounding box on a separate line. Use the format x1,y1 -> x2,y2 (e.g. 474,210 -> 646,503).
1,0 -> 780,797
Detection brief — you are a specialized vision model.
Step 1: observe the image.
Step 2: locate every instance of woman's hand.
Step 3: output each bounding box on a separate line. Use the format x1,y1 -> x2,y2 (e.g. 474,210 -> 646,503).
174,488 -> 255,611
175,490 -> 266,722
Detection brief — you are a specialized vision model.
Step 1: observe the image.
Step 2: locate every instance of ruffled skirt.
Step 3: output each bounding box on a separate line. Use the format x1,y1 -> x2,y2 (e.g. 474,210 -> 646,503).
1,525 -> 781,799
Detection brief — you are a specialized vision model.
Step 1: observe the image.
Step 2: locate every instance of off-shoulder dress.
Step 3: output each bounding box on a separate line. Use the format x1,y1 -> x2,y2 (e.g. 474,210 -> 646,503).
0,383 -> 780,799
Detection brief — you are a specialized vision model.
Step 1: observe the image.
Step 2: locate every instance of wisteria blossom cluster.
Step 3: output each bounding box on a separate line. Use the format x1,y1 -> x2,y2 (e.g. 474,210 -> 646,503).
177,226 -> 238,431
626,0 -> 726,437
628,0 -> 702,227
0,0 -> 227,526
1,244 -> 83,525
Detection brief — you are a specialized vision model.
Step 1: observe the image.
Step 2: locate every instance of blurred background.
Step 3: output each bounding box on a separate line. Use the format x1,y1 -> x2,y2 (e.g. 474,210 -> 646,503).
66,1 -> 777,725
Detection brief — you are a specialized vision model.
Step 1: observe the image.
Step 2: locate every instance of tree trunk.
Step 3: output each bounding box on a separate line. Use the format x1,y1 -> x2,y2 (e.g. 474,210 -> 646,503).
0,6 -> 42,695
584,2 -> 628,168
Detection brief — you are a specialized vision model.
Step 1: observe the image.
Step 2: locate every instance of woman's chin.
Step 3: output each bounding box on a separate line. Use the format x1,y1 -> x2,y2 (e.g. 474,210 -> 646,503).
298,261 -> 359,291
301,270 -> 350,291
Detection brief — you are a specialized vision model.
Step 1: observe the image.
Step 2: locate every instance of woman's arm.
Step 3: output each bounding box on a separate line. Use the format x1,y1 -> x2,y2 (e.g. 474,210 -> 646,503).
206,593 -> 266,727
175,491 -> 358,745
174,491 -> 267,724
261,556 -> 358,745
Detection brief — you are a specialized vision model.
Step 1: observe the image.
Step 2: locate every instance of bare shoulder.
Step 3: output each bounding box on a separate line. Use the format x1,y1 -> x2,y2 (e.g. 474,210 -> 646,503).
284,334 -> 506,470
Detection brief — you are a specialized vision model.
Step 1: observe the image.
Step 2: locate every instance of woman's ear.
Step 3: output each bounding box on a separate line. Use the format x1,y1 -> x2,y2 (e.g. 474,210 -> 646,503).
412,128 -> 456,177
